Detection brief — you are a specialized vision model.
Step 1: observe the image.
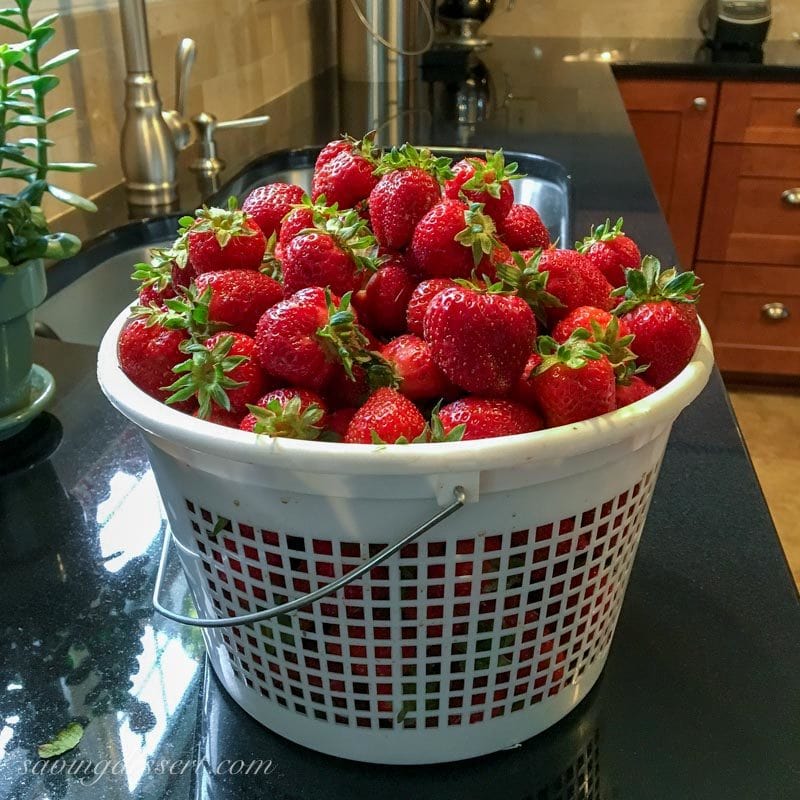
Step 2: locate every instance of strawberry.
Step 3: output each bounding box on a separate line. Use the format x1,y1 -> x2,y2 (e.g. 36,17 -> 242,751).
163,332 -> 266,418
242,182 -> 305,238
133,248 -> 178,308
405,278 -> 456,337
314,135 -> 362,172
530,330 -> 616,427
254,288 -> 378,392
118,317 -> 189,403
193,270 -> 283,336
369,144 -> 450,250
552,306 -> 630,343
540,248 -> 613,312
380,334 -> 457,402
615,375 -> 655,408
410,200 -> 499,279
278,194 -> 340,248
312,134 -> 379,210
512,352 -> 542,410
181,198 -> 266,273
497,204 -> 550,251
282,208 -> 378,298
195,406 -> 245,428
443,150 -> 521,224
577,218 -> 641,288
240,388 -> 327,439
612,256 -> 703,388
344,388 -> 427,444
436,397 -> 543,441
326,407 -> 358,440
423,281 -> 537,397
353,258 -> 417,336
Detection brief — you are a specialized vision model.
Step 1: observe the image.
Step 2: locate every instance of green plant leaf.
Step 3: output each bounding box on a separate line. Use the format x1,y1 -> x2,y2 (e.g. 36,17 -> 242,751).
41,48 -> 78,71
47,184 -> 97,212
47,161 -> 95,172
33,12 -> 59,29
0,166 -> 35,178
0,16 -> 25,34
47,107 -> 74,124
37,722 -> 84,759
7,74 -> 40,89
0,149 -> 38,167
29,26 -> 55,48
17,136 -> 53,148
8,113 -> 46,126
26,74 -> 59,94
2,99 -> 33,111
43,231 -> 81,261
17,0 -> 33,13
0,8 -> 22,17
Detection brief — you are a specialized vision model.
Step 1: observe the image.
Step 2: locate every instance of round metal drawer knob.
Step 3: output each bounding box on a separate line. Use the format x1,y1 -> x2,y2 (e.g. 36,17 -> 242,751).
693,97 -> 708,111
761,302 -> 790,321
782,188 -> 800,205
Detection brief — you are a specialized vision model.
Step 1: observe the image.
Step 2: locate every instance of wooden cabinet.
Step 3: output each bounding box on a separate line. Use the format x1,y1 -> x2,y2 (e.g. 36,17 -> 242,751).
616,79 -> 718,268
619,77 -> 800,379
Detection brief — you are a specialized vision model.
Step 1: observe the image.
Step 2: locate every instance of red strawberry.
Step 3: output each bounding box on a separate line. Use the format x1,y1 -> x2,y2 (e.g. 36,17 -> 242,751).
572,254 -> 615,311
380,335 -> 457,402
282,208 -> 378,298
326,407 -> 358,440
195,406 -> 245,428
314,135 -> 363,172
406,278 -> 456,337
443,150 -> 520,224
118,317 -> 189,403
312,143 -> 379,210
615,375 -> 655,408
497,204 -> 550,250
344,388 -> 427,444
353,258 -> 417,336
254,288 -> 375,392
612,256 -> 702,388
239,388 -> 327,439
278,194 -> 340,247
369,144 -> 448,250
552,306 -> 630,343
242,182 -> 305,238
183,198 -> 267,273
424,282 -> 537,397
410,200 -> 499,279
193,270 -> 283,336
164,332 -> 266,417
133,248 -> 179,308
437,397 -> 543,441
578,218 -> 641,288
530,330 -> 616,427
512,352 -> 542,410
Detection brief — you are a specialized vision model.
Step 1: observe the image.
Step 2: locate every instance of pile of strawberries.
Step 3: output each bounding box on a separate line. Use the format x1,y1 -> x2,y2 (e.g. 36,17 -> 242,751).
119,133 -> 704,444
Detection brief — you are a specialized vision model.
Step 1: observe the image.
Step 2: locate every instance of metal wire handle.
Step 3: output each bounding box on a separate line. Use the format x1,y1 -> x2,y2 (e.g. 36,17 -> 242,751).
152,486 -> 467,629
347,0 -> 436,57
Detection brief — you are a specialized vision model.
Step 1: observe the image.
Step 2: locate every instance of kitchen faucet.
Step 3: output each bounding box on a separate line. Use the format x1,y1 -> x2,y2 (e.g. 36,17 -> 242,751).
118,0 -> 269,213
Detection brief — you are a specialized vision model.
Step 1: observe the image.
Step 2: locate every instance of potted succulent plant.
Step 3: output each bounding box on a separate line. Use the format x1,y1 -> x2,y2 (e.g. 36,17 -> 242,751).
0,0 -> 95,438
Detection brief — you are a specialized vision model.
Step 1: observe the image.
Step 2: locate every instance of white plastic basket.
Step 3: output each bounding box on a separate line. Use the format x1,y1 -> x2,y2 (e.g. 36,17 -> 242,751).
98,307 -> 714,764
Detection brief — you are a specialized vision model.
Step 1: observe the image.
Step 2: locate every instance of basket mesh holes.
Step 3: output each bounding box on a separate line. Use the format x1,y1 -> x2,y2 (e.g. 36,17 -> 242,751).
186,469 -> 656,730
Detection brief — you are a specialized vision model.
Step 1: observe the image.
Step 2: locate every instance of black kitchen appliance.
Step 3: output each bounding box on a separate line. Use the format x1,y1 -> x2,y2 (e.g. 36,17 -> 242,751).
699,0 -> 772,48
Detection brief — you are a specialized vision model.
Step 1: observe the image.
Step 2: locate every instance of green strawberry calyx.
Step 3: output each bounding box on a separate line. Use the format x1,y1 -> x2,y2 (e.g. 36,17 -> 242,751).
576,217 -> 626,253
535,328 -> 611,375
611,255 -> 703,315
260,231 -> 283,282
246,396 -> 326,440
315,290 -> 398,384
286,193 -> 341,225
374,143 -> 454,182
587,317 -> 640,380
428,402 -> 466,443
349,130 -> 380,163
495,250 -> 564,324
162,334 -> 248,418
179,196 -> 257,249
454,202 -> 501,267
131,246 -> 174,292
460,149 -> 524,199
302,207 -> 380,273
133,285 -> 226,340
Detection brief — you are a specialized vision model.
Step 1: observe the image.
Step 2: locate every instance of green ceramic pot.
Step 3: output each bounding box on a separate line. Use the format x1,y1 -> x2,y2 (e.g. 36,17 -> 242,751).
0,258 -> 47,416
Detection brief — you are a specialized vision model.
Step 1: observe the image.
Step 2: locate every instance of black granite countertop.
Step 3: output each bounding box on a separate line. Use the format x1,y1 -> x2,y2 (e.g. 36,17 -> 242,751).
2,37 -> 800,800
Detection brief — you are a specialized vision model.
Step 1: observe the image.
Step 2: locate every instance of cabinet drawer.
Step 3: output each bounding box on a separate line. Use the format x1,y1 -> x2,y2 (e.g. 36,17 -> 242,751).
715,82 -> 800,146
698,261 -> 800,376
697,144 -> 800,265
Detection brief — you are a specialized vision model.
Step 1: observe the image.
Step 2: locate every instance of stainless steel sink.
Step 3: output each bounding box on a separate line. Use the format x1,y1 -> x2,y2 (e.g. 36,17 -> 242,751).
39,146 -> 572,347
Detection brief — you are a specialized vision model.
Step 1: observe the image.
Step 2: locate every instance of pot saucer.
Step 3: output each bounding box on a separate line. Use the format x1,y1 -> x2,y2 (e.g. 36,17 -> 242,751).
0,364 -> 56,441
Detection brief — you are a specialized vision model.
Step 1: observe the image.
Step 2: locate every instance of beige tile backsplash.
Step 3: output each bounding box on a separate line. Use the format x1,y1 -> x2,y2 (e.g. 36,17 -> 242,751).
483,0 -> 798,40
1,0 -> 335,220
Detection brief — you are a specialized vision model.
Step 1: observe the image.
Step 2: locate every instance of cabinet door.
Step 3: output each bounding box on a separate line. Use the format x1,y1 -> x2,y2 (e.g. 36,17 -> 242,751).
617,79 -> 718,268
698,143 -> 800,265
715,81 -> 800,146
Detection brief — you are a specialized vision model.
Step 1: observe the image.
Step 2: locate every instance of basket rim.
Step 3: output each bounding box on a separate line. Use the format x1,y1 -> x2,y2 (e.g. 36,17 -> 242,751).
97,306 -> 715,476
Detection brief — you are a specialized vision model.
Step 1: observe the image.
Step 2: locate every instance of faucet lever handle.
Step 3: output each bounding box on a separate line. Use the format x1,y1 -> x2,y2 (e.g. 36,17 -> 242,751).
175,37 -> 196,119
190,112 -> 270,177
216,114 -> 271,131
